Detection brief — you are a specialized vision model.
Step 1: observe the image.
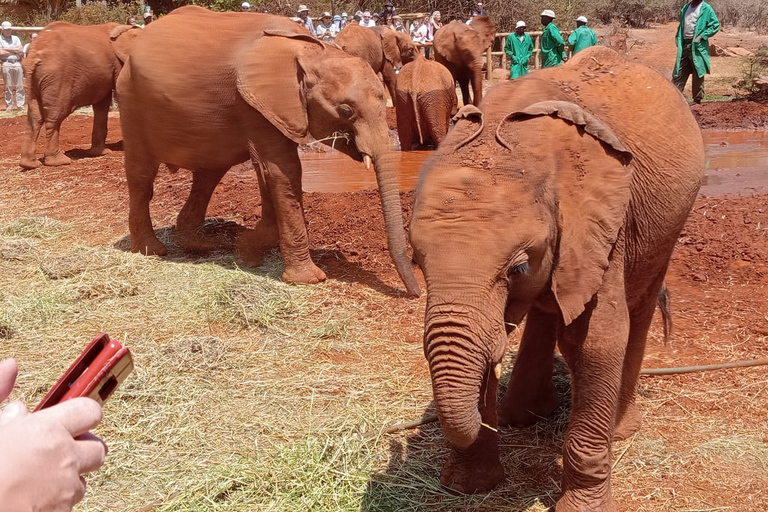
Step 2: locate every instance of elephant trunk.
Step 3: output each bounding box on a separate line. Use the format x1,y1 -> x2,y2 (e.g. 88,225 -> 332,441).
424,308 -> 490,449
373,150 -> 421,297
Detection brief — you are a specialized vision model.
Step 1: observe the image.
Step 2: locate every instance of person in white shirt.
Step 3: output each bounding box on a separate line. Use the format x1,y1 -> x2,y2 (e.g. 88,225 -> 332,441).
0,21 -> 24,110
22,32 -> 37,58
410,16 -> 428,51
315,12 -> 336,42
359,11 -> 376,28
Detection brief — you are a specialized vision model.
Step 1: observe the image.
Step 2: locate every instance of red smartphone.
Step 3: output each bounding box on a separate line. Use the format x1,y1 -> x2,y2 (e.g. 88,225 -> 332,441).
35,333 -> 134,412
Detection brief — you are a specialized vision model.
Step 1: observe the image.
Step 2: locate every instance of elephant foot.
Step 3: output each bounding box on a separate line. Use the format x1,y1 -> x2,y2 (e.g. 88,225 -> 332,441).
19,157 -> 41,170
131,236 -> 167,257
613,401 -> 642,441
556,489 -> 617,512
440,438 -> 504,494
43,152 -> 72,166
87,146 -> 112,157
282,262 -> 326,285
173,228 -> 217,253
498,379 -> 558,427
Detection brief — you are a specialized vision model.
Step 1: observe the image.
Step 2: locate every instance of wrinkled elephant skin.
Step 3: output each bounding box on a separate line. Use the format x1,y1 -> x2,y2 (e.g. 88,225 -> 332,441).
433,16 -> 495,106
410,47 -> 704,510
117,6 -> 420,297
395,57 -> 457,150
19,22 -> 141,169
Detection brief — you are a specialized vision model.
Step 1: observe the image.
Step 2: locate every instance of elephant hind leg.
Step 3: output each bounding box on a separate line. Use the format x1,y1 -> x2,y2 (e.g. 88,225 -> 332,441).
88,93 -> 113,156
395,92 -> 415,151
613,272 -> 667,441
20,98 -> 44,169
126,152 -> 165,256
42,116 -> 71,166
457,75 -> 471,108
174,167 -> 229,252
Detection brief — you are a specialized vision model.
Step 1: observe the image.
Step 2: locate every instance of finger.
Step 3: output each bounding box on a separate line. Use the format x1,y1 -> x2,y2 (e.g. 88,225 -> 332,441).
0,358 -> 18,402
36,397 -> 103,438
73,433 -> 108,474
0,400 -> 28,425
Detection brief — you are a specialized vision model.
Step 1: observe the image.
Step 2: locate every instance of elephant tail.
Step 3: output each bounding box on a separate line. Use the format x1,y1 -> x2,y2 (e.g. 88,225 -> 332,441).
658,281 -> 672,345
411,91 -> 424,146
23,57 -> 43,101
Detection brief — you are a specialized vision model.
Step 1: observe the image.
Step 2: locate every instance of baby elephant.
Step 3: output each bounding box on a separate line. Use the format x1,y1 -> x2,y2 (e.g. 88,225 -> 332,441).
395,57 -> 457,150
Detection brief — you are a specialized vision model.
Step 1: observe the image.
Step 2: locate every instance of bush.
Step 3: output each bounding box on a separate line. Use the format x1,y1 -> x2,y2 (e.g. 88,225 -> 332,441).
58,3 -> 139,25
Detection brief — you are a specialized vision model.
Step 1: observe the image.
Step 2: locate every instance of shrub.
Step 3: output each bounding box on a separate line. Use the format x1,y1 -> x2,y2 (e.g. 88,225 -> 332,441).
58,3 -> 138,25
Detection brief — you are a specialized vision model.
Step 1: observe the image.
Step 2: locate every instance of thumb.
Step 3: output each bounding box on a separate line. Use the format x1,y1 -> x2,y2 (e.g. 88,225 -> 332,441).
0,400 -> 29,426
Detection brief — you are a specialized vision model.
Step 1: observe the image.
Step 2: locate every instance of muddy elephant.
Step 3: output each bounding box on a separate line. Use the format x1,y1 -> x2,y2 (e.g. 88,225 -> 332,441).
433,16 -> 495,106
19,22 -> 141,169
335,24 -> 418,101
395,57 -> 457,150
409,47 -> 704,509
117,6 -> 420,297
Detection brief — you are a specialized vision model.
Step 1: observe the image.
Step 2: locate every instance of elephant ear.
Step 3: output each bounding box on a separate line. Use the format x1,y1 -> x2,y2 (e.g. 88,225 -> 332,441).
110,25 -> 141,63
379,30 -> 400,66
450,104 -> 484,150
236,32 -> 323,144
506,100 -> 633,325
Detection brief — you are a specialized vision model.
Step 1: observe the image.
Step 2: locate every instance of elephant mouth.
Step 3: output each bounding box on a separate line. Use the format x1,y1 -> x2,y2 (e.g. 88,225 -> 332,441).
316,131 -> 368,165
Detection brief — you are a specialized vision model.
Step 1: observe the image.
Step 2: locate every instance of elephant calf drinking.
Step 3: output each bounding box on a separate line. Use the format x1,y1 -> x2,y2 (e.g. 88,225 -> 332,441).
117,6 -> 420,297
409,46 -> 704,510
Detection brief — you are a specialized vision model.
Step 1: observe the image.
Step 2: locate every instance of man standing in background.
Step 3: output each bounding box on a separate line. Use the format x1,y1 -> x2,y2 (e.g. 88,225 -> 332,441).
672,0 -> 720,104
568,16 -> 597,56
0,21 -> 24,111
505,21 -> 534,79
539,10 -> 566,68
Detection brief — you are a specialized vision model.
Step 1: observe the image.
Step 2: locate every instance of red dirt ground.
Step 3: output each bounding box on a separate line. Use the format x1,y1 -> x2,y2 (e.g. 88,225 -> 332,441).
1,108 -> 767,509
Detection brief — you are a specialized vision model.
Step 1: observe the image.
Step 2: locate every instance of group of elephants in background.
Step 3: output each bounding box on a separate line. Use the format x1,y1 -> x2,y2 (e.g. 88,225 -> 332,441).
14,7 -> 705,512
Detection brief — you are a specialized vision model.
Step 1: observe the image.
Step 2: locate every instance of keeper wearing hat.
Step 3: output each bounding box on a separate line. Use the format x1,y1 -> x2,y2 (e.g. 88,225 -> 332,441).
504,20 -> 534,79
296,4 -> 315,37
241,2 -> 250,11
540,9 -> 566,67
568,15 -> 598,55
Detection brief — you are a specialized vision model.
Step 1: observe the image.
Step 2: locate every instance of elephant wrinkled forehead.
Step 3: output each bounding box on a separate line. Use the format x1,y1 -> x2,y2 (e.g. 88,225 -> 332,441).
318,55 -> 385,98
414,166 -> 520,223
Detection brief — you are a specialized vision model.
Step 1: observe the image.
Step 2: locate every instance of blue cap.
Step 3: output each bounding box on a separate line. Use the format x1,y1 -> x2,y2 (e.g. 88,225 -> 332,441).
333,15 -> 341,21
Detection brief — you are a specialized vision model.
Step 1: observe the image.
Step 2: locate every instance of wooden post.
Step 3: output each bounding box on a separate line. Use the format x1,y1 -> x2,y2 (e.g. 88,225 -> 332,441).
534,34 -> 541,69
486,46 -> 492,80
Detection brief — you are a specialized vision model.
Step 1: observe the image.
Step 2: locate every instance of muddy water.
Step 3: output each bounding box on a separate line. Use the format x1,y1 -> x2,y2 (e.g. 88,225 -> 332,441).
701,130 -> 768,197
298,130 -> 768,196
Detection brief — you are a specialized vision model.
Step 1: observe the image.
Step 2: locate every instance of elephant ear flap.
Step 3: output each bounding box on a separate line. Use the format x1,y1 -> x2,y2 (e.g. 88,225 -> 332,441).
236,33 -> 319,144
110,25 -> 141,63
380,31 -> 400,66
512,100 -> 633,325
450,105 -> 484,150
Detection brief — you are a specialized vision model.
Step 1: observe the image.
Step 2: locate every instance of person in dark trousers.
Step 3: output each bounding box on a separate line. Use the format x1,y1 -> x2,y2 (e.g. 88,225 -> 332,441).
672,0 -> 720,104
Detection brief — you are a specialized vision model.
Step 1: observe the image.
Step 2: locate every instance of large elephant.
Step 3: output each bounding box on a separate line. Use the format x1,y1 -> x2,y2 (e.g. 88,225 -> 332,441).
409,47 -> 704,510
19,22 -> 141,169
395,57 -> 457,150
117,6 -> 420,297
433,16 -> 495,107
335,24 -> 418,101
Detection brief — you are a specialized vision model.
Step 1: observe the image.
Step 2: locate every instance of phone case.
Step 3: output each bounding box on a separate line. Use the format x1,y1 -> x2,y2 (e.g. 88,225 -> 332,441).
35,333 -> 134,411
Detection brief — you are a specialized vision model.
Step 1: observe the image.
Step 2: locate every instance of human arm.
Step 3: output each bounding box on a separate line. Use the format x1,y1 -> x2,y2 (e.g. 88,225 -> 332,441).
504,34 -> 515,61
696,5 -> 720,42
0,358 -> 108,512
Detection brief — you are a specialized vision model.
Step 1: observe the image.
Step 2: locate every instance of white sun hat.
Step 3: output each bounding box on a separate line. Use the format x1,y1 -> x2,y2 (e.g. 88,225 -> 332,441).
241,2 -> 250,7
540,9 -> 556,18
576,15 -> 588,23
1,21 -> 12,30
515,20 -> 526,28
297,4 -> 309,12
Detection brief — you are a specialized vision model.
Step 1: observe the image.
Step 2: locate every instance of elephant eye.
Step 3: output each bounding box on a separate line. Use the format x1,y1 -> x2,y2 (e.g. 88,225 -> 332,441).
511,262 -> 529,274
338,104 -> 354,120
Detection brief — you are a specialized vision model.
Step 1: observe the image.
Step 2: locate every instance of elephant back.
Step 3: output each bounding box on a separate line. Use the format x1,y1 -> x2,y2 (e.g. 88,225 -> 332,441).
335,23 -> 385,72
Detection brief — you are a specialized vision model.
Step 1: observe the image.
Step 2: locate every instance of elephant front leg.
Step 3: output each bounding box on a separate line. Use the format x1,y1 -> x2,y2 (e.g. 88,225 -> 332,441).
440,368 -> 504,494
470,60 -> 484,106
237,166 -> 279,265
88,94 -> 113,157
243,137 -> 325,285
555,264 -> 628,512
174,167 -> 229,252
498,306 -> 559,427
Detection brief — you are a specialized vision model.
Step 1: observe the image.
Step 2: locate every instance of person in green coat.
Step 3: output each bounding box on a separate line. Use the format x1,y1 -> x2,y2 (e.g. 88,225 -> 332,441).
672,0 -> 720,104
505,20 -> 534,78
568,16 -> 598,55
540,9 -> 566,68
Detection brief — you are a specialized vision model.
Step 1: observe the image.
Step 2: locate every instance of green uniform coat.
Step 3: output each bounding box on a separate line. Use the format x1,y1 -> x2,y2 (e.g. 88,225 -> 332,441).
504,32 -> 534,78
568,25 -> 597,55
541,22 -> 566,68
673,1 -> 720,78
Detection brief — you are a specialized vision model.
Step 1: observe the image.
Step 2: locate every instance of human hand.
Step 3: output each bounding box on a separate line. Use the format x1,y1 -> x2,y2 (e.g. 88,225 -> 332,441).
0,358 -> 107,512
695,35 -> 702,42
